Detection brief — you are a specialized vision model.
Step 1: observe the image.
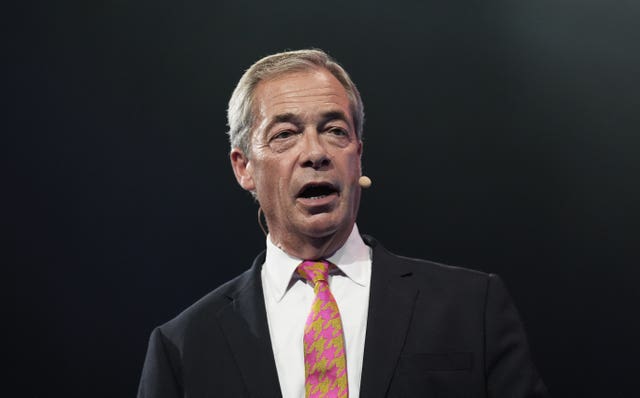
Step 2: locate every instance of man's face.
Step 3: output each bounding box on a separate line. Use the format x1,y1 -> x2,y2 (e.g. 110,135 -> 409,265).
231,68 -> 363,252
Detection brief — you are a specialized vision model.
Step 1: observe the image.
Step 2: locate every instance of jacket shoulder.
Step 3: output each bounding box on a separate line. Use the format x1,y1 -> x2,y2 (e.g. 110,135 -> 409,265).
157,262 -> 259,341
364,234 -> 495,291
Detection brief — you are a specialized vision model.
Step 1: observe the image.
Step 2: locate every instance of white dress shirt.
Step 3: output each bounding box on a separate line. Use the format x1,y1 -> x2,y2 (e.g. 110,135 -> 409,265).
261,224 -> 372,398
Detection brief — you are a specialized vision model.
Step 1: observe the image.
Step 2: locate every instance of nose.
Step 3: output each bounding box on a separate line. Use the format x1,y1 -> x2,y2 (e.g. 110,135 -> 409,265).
300,130 -> 330,170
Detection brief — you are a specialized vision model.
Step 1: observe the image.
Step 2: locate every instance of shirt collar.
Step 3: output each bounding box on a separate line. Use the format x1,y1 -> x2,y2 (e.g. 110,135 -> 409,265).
263,224 -> 371,302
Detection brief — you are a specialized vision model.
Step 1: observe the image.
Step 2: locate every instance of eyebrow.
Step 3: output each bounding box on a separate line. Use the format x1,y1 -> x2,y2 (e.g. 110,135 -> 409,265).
265,113 -> 303,133
264,110 -> 352,134
318,110 -> 351,128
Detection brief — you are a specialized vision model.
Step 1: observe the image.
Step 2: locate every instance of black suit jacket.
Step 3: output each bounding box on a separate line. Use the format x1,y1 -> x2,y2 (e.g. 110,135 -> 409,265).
138,235 -> 548,397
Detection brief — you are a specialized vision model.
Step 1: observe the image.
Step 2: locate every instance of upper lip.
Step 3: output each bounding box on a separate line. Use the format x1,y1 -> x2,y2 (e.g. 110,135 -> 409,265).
296,181 -> 340,198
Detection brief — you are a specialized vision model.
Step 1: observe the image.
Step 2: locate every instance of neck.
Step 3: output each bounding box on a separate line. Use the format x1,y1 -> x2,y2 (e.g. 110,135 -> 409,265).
271,226 -> 353,260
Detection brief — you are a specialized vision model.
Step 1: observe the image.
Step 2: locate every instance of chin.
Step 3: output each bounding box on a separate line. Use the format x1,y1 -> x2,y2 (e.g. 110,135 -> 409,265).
301,214 -> 352,239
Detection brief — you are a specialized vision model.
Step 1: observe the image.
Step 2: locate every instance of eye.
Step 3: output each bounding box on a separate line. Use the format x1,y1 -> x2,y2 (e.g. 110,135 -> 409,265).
271,130 -> 295,141
328,127 -> 348,137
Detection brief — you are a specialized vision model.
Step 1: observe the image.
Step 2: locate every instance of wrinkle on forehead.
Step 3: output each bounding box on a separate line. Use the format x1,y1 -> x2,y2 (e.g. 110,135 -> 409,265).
265,96 -> 346,111
268,82 -> 338,97
269,92 -> 344,104
251,69 -> 353,139
262,89 -> 347,107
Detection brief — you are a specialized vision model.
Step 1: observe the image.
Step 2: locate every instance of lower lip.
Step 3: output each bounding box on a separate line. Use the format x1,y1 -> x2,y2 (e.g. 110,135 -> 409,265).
296,192 -> 339,207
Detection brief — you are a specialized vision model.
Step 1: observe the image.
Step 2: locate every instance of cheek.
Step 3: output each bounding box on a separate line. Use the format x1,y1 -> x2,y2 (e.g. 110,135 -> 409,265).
277,178 -> 287,200
272,167 -> 293,207
347,153 -> 362,176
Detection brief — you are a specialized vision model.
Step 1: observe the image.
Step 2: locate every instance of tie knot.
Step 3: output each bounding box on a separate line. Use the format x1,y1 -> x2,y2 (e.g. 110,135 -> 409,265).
297,260 -> 330,285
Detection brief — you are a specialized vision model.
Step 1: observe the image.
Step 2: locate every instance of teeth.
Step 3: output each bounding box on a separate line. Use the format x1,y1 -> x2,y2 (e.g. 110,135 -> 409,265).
308,195 -> 328,200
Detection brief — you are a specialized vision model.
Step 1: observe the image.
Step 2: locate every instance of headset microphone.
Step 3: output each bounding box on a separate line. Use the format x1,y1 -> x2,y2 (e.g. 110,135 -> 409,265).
358,176 -> 372,189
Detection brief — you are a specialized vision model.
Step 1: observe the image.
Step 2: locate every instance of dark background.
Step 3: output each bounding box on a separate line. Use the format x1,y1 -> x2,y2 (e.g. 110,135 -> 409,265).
9,0 -> 639,396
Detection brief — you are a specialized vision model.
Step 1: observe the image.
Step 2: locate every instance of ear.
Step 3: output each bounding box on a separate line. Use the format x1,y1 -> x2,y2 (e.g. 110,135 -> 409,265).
357,139 -> 363,157
230,148 -> 256,192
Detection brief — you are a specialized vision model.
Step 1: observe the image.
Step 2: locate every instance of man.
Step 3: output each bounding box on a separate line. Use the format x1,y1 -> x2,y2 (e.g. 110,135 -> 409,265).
138,49 -> 548,397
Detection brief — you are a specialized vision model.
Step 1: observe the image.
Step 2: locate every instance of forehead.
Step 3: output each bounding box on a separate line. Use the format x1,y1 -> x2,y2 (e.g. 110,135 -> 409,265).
252,68 -> 352,122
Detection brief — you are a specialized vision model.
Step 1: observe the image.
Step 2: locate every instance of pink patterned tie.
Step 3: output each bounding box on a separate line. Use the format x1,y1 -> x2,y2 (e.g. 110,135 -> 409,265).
297,260 -> 349,398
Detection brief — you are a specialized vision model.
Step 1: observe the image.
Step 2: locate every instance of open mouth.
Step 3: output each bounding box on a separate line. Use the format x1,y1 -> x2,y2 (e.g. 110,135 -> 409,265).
297,183 -> 339,200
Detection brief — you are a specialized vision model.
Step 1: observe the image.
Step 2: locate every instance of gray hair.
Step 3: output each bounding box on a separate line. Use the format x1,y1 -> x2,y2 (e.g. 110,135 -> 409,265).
226,49 -> 365,156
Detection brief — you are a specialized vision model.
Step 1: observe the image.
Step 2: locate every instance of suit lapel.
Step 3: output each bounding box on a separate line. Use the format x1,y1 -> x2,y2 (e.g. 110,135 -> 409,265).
360,236 -> 419,398
217,253 -> 282,397
215,237 -> 418,397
